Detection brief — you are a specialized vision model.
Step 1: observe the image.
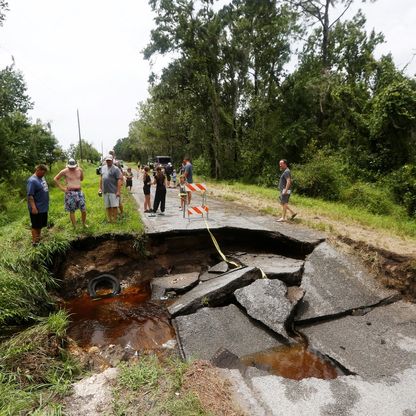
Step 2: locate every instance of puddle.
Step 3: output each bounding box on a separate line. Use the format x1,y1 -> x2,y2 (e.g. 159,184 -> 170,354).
241,344 -> 340,380
64,285 -> 175,350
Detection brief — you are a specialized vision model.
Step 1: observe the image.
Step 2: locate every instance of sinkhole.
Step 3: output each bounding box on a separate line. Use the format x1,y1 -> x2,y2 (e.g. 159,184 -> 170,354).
53,227 -> 344,381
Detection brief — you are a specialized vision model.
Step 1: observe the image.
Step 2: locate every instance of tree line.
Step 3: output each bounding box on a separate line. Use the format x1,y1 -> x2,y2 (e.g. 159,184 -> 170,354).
119,0 -> 415,217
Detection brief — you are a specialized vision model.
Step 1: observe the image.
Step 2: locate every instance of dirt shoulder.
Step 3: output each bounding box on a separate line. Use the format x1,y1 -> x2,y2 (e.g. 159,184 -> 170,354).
207,184 -> 416,301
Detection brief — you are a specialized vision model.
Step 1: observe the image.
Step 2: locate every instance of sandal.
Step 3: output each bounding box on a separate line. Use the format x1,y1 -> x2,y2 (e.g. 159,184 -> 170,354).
277,218 -> 286,222
290,213 -> 297,220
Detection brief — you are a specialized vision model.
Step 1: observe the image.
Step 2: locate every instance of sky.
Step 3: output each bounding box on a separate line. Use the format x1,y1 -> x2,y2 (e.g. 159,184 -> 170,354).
0,0 -> 415,155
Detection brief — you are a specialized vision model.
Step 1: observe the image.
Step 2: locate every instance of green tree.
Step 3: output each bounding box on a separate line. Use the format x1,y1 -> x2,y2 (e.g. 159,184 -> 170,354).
68,140 -> 101,163
0,0 -> 8,27
0,66 -> 33,117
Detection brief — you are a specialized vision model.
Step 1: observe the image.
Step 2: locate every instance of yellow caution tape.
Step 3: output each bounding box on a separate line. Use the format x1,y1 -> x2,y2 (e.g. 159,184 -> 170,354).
202,216 -> 267,278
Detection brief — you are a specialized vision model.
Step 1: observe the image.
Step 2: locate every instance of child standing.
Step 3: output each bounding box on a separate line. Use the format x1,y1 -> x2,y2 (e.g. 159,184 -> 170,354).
125,167 -> 133,191
178,174 -> 187,211
143,166 -> 152,213
172,169 -> 177,187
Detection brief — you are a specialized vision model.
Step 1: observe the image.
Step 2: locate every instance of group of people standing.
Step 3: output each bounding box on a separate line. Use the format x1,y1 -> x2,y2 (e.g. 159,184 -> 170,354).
26,155 -> 295,246
141,158 -> 193,216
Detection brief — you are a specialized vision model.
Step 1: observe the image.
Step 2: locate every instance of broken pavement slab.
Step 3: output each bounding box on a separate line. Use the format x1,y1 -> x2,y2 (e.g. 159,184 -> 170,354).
168,266 -> 261,317
150,271 -> 199,300
208,260 -> 229,274
235,279 -> 304,339
302,300 -> 416,379
173,304 -> 283,361
296,242 -> 398,322
231,253 -> 304,284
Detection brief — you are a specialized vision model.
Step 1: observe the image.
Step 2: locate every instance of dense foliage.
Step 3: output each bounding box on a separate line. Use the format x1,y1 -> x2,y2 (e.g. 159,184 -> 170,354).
123,0 -> 415,217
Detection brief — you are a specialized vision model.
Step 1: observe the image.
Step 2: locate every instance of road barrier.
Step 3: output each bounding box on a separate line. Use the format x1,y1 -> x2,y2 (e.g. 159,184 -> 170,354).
180,183 -> 209,220
187,205 -> 209,219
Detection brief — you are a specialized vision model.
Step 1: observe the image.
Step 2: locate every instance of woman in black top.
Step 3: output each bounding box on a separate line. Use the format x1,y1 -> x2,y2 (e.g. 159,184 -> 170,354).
143,166 -> 152,212
152,166 -> 167,214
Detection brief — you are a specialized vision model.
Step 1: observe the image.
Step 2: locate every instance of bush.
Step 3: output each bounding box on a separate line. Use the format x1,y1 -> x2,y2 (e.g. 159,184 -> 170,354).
192,156 -> 211,179
341,182 -> 396,215
387,164 -> 416,217
292,150 -> 348,201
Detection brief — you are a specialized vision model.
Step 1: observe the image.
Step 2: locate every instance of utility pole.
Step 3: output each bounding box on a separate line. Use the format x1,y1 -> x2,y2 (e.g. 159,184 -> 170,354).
77,109 -> 83,161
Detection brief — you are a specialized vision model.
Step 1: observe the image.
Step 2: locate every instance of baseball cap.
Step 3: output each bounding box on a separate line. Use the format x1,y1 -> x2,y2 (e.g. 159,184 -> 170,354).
67,158 -> 78,168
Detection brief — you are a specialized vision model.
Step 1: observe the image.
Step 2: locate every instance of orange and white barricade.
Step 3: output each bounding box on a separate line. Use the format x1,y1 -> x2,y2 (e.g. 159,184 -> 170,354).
187,205 -> 209,220
182,183 -> 209,220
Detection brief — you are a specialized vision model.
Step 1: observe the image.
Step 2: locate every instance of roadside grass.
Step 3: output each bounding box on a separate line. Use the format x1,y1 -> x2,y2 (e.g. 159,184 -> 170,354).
204,179 -> 416,239
0,162 -> 144,415
0,310 -> 81,415
0,162 -> 144,326
111,354 -> 209,416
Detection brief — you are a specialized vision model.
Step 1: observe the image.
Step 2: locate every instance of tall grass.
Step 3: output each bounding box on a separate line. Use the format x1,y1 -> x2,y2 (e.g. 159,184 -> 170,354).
204,179 -> 416,239
0,310 -> 80,415
0,162 -> 144,326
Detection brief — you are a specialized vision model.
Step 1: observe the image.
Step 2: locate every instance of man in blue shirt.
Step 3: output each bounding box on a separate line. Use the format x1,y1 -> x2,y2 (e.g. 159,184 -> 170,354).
27,164 -> 49,246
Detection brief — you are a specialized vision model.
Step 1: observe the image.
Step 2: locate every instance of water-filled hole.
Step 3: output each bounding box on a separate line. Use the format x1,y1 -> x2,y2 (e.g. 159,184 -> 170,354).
63,284 -> 175,350
241,344 -> 341,380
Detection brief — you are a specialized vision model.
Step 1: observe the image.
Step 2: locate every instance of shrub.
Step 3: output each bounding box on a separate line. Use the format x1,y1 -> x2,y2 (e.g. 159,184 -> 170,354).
387,164 -> 416,217
192,156 -> 211,179
292,150 -> 348,201
341,182 -> 396,215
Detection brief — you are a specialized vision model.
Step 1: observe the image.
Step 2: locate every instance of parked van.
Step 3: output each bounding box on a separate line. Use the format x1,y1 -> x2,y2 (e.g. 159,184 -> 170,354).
154,156 -> 172,167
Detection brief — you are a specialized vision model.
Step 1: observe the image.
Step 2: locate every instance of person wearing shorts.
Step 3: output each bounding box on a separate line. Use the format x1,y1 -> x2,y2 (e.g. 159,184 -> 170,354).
99,155 -> 123,222
277,159 -> 297,222
54,158 -> 87,227
27,164 -> 49,246
125,167 -> 133,191
143,166 -> 152,213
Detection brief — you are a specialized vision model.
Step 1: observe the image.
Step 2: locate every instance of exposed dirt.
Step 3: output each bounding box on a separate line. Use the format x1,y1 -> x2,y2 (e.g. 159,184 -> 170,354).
207,186 -> 416,301
54,185 -> 416,414
181,360 -> 246,416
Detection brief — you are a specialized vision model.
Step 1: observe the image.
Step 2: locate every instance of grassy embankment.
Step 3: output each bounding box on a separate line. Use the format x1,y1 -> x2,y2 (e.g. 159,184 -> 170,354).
204,179 -> 416,242
1,165 -> 414,414
0,162 -> 145,414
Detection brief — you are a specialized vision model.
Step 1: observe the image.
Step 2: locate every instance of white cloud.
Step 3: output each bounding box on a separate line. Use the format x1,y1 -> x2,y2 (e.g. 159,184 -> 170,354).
0,0 -> 414,155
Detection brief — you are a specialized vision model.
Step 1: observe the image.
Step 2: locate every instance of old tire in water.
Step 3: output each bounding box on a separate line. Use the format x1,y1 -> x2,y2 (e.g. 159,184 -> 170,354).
88,274 -> 121,298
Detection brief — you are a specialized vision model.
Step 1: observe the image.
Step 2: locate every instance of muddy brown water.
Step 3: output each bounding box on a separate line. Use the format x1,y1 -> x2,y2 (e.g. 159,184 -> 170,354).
57,231 -> 341,380
241,344 -> 339,380
64,285 -> 175,350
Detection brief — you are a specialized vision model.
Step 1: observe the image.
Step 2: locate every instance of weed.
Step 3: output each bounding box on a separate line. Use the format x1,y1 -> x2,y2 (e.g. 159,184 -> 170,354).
201,296 -> 210,306
161,392 -> 208,416
118,355 -> 163,390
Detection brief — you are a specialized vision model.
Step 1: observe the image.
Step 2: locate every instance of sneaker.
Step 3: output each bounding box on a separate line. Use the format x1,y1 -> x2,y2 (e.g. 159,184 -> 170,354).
158,212 -> 165,216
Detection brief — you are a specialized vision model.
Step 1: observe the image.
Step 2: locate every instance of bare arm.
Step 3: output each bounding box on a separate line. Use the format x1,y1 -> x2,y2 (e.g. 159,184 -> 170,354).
28,195 -> 38,214
53,172 -> 67,192
283,177 -> 292,194
116,178 -> 123,196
